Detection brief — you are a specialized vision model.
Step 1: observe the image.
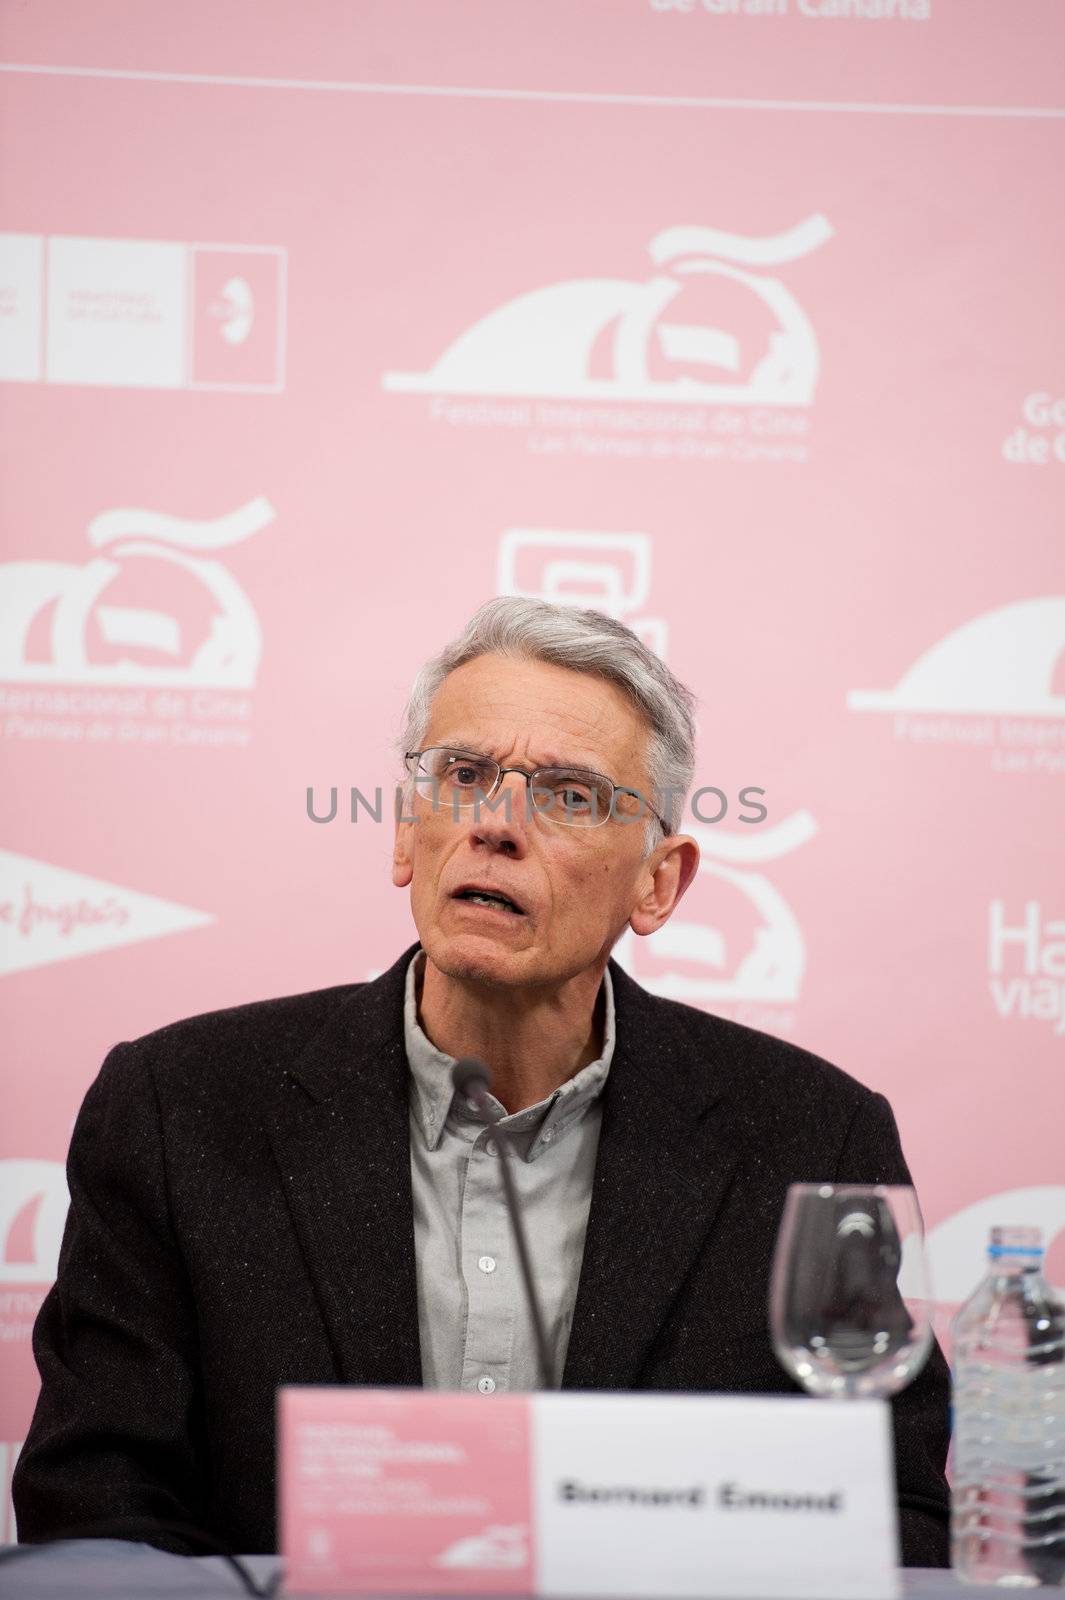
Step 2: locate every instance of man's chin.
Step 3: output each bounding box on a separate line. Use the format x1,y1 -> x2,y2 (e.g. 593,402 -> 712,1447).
421,929 -> 532,989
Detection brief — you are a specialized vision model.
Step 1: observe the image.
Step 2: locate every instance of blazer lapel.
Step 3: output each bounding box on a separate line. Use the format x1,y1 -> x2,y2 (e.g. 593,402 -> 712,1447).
264,945 -> 423,1387
562,962 -> 744,1391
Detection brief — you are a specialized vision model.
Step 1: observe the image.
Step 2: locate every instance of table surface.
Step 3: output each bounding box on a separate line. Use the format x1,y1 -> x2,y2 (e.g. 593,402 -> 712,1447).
0,1546 -> 1022,1600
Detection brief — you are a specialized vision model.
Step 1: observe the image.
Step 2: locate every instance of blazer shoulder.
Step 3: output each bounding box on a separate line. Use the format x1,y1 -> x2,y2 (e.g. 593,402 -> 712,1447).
107,980 -> 366,1098
656,991 -> 892,1159
612,963 -> 882,1119
685,998 -> 872,1101
91,945 -> 419,1123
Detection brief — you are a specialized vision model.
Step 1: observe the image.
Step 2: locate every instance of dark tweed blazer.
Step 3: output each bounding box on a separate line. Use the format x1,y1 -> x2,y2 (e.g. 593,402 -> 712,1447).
14,943 -> 951,1563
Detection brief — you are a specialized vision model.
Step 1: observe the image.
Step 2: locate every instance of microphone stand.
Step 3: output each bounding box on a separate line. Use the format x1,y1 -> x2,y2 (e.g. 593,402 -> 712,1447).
451,1057 -> 555,1391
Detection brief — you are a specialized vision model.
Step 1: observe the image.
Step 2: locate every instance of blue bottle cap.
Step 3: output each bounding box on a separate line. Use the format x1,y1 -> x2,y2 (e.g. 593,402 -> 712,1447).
987,1224 -> 1044,1259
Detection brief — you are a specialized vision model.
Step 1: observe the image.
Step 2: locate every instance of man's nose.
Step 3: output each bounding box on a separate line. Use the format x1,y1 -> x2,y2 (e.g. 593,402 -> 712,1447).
470,772 -> 532,852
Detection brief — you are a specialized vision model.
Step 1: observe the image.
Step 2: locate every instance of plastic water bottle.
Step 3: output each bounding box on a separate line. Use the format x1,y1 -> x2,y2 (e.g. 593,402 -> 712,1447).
951,1226 -> 1065,1586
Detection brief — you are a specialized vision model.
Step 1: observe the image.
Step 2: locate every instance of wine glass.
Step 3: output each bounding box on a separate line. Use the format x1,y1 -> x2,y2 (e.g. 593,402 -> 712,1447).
769,1183 -> 934,1399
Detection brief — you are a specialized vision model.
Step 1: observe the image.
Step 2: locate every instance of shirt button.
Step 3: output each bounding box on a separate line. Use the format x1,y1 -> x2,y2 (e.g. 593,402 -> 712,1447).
485,1140 -> 497,1156
542,1129 -> 554,1143
477,1375 -> 496,1395
478,1255 -> 496,1274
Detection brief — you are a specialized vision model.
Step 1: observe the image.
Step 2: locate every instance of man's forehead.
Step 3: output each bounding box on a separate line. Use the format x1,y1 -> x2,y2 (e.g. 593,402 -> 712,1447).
424,655 -> 650,768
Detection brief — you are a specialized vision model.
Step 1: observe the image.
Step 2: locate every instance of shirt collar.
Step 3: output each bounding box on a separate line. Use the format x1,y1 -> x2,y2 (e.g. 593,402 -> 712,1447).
404,949 -> 614,1161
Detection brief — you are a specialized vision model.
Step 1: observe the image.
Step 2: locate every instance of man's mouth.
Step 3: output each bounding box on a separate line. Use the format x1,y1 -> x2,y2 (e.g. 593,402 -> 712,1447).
452,887 -> 526,916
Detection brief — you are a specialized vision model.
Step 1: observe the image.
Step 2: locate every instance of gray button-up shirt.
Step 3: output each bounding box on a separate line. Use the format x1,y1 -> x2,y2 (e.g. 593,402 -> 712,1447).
404,950 -> 614,1393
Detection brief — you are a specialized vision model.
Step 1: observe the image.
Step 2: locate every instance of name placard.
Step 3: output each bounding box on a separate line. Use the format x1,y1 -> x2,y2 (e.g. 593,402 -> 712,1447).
278,1388 -> 899,1599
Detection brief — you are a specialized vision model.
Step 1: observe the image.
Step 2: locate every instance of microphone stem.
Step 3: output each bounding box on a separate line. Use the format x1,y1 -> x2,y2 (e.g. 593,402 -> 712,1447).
480,1105 -> 555,1391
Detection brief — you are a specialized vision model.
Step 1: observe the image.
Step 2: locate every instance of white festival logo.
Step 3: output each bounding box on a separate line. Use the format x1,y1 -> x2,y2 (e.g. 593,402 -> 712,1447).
847,597 -> 1065,718
211,276 -> 254,345
0,849 -> 213,976
618,811 -> 818,1005
0,496 -> 273,689
385,216 -> 832,406
497,529 -> 667,657
436,1526 -> 529,1571
0,1159 -> 69,1284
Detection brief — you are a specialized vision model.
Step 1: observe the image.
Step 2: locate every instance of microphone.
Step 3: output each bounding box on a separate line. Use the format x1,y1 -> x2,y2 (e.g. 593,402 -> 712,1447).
451,1057 -> 555,1390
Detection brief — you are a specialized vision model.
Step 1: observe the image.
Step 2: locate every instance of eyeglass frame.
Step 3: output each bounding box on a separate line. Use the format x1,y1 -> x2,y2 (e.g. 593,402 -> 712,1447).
403,747 -> 670,833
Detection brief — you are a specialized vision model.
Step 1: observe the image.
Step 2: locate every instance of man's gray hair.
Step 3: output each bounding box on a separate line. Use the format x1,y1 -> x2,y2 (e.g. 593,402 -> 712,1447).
399,597 -> 697,844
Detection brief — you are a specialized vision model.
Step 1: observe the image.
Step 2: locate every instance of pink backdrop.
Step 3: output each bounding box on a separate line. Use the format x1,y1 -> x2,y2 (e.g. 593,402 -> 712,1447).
2,0 -> 1063,1540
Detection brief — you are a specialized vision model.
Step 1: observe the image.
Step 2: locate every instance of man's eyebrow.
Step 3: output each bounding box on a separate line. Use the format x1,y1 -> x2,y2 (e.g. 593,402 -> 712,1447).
429,737 -> 493,758
535,751 -> 609,775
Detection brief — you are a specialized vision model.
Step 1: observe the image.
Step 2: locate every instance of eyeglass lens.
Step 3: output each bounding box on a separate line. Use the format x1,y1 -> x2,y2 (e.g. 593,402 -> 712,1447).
412,748 -> 617,827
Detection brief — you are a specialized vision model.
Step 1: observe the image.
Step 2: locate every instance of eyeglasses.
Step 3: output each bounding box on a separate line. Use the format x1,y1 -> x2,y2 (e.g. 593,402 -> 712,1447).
404,747 -> 665,832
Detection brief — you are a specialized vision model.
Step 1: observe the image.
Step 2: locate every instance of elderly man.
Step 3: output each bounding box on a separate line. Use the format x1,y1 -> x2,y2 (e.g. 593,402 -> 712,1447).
14,598 -> 951,1563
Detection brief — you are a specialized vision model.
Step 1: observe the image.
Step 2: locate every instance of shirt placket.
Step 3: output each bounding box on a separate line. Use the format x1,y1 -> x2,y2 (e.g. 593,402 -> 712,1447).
457,1123 -> 517,1395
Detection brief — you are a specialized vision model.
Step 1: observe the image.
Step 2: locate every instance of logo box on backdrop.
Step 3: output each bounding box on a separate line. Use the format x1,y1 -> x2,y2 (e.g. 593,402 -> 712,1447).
278,1387 -> 900,1599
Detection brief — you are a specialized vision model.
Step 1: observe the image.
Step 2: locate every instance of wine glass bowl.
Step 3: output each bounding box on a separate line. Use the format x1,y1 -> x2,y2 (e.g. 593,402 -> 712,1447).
770,1183 -> 934,1400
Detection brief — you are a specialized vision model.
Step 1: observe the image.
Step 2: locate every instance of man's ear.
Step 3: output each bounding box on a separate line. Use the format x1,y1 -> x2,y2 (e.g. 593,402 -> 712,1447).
628,834 -> 700,938
392,788 -> 414,888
